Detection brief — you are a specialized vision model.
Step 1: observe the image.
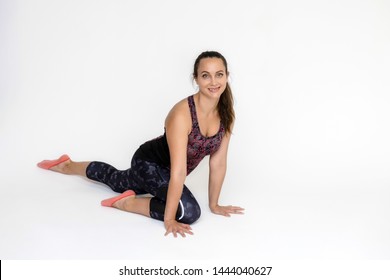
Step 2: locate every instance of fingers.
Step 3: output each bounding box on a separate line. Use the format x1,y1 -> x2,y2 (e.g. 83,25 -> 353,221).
164,222 -> 193,238
227,205 -> 245,214
165,228 -> 193,238
230,205 -> 245,215
214,205 -> 245,216
173,227 -> 193,238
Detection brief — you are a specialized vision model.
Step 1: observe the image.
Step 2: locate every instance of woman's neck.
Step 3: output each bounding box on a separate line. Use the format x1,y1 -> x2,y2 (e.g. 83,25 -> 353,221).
195,92 -> 219,117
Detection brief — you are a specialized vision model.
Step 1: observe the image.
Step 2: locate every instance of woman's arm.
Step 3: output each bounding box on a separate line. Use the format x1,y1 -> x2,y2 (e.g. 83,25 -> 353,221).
164,103 -> 193,237
209,130 -> 244,216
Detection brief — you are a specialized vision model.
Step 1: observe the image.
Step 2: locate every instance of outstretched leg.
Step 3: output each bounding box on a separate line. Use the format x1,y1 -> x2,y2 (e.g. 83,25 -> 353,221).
37,155 -> 199,223
37,155 -> 90,177
38,155 -> 152,217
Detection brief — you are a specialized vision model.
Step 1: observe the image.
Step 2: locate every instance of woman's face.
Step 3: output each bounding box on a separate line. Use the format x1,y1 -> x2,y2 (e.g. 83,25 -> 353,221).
195,57 -> 228,99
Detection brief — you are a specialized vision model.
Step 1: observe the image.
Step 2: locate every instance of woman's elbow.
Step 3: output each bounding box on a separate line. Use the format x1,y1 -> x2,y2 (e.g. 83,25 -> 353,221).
209,157 -> 227,171
170,169 -> 187,182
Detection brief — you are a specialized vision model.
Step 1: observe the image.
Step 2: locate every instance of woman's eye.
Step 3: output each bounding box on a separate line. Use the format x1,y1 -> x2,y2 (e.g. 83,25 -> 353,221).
217,73 -> 224,77
202,74 -> 208,78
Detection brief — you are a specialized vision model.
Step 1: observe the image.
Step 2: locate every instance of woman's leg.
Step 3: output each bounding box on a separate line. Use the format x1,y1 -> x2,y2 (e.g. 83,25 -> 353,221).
37,155 -> 90,177
112,196 -> 152,217
107,179 -> 201,223
118,158 -> 201,224
38,155 -> 199,222
85,159 -> 201,223
50,159 -> 90,177
86,159 -> 152,217
38,155 -> 153,217
149,186 -> 201,224
38,156 -> 141,193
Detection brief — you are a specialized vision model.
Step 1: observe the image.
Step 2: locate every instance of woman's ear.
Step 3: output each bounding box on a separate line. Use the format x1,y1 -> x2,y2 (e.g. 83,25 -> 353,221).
192,78 -> 199,89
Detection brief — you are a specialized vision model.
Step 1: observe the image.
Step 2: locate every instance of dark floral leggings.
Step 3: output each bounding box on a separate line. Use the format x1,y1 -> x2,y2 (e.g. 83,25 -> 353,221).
86,156 -> 201,224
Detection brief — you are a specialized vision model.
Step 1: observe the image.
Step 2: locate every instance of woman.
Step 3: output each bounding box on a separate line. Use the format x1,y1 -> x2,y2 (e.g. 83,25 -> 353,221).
37,51 -> 244,237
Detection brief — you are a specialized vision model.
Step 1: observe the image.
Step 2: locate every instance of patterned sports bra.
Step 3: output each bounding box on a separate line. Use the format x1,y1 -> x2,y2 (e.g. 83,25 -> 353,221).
136,95 -> 225,175
186,95 -> 225,174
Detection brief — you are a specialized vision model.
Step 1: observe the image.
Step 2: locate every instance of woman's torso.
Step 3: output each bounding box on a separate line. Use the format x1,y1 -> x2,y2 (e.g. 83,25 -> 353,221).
135,95 -> 225,175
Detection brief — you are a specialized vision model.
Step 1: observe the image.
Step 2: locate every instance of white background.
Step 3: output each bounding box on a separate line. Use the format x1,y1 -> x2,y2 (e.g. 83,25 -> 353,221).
1,0 -> 390,264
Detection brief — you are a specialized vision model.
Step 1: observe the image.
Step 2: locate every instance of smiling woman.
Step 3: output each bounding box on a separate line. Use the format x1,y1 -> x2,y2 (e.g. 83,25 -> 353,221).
193,51 -> 235,136
37,51 -> 244,238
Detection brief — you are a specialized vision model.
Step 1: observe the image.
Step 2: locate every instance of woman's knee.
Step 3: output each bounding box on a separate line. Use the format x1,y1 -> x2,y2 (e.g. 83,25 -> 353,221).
178,200 -> 201,224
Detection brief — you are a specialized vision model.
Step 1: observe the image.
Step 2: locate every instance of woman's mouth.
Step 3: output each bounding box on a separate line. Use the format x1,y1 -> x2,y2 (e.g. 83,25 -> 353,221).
208,87 -> 220,93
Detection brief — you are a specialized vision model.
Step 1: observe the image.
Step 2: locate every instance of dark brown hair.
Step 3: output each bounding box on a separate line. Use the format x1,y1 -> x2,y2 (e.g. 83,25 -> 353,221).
193,51 -> 235,134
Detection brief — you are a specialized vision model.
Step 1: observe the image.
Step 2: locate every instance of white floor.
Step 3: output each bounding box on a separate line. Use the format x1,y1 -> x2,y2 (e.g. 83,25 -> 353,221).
1,0 -> 390,261
1,133 -> 390,259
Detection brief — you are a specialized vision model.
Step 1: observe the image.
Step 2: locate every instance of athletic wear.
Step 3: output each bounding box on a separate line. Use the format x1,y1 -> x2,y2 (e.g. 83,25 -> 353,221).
86,95 -> 225,224
186,95 -> 225,173
86,158 -> 201,224
137,95 -> 225,175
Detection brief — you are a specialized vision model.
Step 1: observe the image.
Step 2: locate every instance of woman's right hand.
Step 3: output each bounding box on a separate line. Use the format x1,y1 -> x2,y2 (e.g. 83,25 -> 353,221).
164,219 -> 193,238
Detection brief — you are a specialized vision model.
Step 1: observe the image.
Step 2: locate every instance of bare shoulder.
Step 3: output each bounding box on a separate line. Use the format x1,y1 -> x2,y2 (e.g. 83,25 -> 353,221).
165,97 -> 191,131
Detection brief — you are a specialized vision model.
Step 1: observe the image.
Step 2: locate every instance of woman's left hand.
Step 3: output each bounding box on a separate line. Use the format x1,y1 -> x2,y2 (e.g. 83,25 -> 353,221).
210,205 -> 245,217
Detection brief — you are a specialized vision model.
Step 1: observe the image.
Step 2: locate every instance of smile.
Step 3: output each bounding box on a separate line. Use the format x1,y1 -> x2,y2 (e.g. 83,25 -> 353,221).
208,87 -> 220,93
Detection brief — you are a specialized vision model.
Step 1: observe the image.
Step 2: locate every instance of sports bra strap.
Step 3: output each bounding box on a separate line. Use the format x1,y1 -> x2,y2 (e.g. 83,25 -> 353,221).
188,95 -> 198,127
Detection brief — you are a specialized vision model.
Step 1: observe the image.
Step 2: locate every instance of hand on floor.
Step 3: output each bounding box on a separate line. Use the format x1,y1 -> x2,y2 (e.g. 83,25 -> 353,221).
210,204 -> 245,217
164,220 -> 193,238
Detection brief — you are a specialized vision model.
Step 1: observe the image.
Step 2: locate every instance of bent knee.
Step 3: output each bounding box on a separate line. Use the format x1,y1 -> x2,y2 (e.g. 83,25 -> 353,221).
178,202 -> 201,225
